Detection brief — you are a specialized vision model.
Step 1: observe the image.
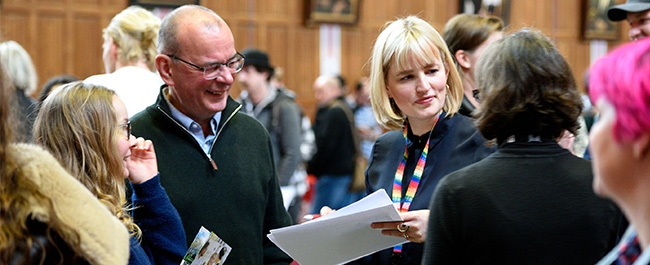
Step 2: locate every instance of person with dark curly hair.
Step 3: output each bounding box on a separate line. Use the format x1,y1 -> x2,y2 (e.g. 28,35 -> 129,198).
422,29 -> 623,265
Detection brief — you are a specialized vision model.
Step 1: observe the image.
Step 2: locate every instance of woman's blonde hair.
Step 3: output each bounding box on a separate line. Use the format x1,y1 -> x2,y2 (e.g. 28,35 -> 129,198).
369,15 -> 463,131
34,82 -> 140,237
105,5 -> 161,72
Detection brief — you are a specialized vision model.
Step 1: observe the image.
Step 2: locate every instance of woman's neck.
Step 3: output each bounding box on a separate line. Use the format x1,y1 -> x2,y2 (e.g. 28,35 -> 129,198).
408,112 -> 441,136
115,60 -> 152,72
462,75 -> 479,108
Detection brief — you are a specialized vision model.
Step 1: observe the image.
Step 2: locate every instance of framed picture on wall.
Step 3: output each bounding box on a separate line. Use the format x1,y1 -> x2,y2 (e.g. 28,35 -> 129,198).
459,0 -> 511,26
306,0 -> 361,25
130,0 -> 199,8
583,0 -> 620,40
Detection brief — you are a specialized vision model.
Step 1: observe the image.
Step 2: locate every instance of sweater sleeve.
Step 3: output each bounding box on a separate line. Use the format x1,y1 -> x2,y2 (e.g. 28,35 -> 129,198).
275,100 -> 303,186
131,174 -> 187,265
263,137 -> 294,265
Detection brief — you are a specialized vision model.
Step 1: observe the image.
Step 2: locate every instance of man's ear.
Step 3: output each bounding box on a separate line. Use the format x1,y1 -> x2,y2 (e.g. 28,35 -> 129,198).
632,133 -> 650,160
156,54 -> 175,87
455,50 -> 471,69
108,37 -> 118,57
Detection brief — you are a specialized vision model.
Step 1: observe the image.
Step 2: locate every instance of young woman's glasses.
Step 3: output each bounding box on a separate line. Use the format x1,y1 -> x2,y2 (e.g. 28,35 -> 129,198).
118,122 -> 131,140
166,52 -> 245,80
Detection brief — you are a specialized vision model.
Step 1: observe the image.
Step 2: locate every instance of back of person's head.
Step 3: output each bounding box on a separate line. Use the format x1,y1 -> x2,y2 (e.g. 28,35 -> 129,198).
369,15 -> 463,130
444,14 -> 504,57
39,75 -> 79,103
105,5 -> 161,72
475,28 -> 582,145
589,37 -> 650,143
0,40 -> 38,95
157,5 -> 222,55
0,60 -> 88,265
33,82 -> 139,237
314,74 -> 342,104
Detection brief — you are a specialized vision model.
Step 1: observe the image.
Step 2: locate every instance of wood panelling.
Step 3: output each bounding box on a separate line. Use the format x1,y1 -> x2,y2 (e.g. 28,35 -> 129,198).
1,0 -> 126,98
0,0 -> 631,118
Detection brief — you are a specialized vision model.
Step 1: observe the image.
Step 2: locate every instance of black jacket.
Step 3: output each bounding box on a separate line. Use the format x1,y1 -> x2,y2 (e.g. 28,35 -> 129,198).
358,113 -> 494,265
307,97 -> 356,176
131,86 -> 292,265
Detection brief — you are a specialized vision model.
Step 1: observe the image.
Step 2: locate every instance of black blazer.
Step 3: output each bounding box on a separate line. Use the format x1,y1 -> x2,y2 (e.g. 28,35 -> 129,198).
361,112 -> 495,265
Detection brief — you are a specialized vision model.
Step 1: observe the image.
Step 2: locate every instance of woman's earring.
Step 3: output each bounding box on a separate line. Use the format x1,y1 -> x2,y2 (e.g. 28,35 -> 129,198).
446,84 -> 450,90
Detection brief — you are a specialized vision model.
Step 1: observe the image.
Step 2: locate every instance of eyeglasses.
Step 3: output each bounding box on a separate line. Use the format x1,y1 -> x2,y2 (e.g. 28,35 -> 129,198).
118,122 -> 131,140
166,52 -> 245,80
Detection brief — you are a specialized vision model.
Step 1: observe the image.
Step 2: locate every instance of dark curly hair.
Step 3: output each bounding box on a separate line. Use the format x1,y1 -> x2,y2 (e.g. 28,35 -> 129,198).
474,28 -> 582,146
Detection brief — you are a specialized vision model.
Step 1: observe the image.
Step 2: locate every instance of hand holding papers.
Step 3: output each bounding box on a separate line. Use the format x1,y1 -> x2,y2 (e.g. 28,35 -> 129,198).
268,189 -> 407,265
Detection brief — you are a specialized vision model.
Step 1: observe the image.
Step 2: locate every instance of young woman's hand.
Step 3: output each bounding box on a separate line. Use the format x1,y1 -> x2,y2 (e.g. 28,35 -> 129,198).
126,137 -> 158,184
371,209 -> 429,243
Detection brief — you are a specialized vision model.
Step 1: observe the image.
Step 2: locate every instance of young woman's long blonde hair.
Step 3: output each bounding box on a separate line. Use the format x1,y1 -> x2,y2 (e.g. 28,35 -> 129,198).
34,82 -> 140,237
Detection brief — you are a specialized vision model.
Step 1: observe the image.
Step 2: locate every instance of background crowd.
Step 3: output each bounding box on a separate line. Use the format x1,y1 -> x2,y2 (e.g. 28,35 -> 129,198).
1,0 -> 650,264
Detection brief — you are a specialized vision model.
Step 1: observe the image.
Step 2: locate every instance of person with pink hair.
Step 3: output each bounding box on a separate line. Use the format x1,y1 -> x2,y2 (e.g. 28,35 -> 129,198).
589,37 -> 650,264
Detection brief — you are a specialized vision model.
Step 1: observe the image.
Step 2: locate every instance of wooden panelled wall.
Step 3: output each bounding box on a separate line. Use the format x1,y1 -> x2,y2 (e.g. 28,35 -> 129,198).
0,0 -> 629,119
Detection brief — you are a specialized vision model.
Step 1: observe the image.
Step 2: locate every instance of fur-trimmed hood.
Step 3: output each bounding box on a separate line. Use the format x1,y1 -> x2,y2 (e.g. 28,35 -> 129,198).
8,143 -> 129,265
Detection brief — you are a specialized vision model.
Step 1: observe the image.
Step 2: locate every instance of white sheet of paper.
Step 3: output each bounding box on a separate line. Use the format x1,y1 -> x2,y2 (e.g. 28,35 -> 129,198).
268,189 -> 407,265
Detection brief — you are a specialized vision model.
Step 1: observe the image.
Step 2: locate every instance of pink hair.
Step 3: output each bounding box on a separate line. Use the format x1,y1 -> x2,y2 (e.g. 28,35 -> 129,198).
589,38 -> 650,143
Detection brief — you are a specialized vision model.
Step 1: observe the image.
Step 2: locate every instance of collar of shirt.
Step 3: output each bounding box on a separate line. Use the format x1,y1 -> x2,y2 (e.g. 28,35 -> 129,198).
242,85 -> 278,117
163,87 -> 221,154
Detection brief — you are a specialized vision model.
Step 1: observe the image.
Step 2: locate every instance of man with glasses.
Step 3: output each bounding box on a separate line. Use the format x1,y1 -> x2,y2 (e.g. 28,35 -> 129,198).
130,5 -> 292,265
608,0 -> 650,41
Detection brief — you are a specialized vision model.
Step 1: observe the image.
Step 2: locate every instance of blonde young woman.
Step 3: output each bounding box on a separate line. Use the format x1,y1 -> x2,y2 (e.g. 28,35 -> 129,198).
34,82 -> 186,265
0,67 -> 129,263
84,5 -> 163,117
349,15 -> 494,265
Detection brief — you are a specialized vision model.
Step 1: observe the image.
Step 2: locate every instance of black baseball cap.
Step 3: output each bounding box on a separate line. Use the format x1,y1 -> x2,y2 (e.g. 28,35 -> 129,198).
608,0 -> 650,21
241,48 -> 273,70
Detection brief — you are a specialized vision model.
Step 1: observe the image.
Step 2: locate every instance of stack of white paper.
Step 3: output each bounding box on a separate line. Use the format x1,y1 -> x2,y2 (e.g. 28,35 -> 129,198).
268,189 -> 407,265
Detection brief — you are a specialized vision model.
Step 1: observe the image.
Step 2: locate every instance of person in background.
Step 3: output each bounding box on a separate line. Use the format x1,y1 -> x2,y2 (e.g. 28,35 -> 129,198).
589,37 -> 650,265
129,5 -> 292,264
422,29 -> 622,265
352,77 -> 382,160
237,48 -> 304,221
39,74 -> 78,102
308,74 -> 362,214
34,82 -> 186,265
0,61 -> 129,265
0,40 -> 38,141
443,13 -> 504,117
348,15 -> 494,265
607,0 -> 650,41
85,5 -> 163,117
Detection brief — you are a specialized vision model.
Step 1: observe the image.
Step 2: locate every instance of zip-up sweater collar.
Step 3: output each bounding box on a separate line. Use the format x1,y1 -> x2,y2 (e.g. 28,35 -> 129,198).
152,85 -> 242,169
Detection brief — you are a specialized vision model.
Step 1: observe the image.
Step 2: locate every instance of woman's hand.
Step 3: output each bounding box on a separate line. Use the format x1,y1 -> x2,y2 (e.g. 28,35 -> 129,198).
126,137 -> 158,184
370,209 -> 429,243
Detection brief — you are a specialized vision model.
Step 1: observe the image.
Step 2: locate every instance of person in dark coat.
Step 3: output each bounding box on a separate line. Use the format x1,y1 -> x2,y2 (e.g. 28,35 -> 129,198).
422,29 -> 623,265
